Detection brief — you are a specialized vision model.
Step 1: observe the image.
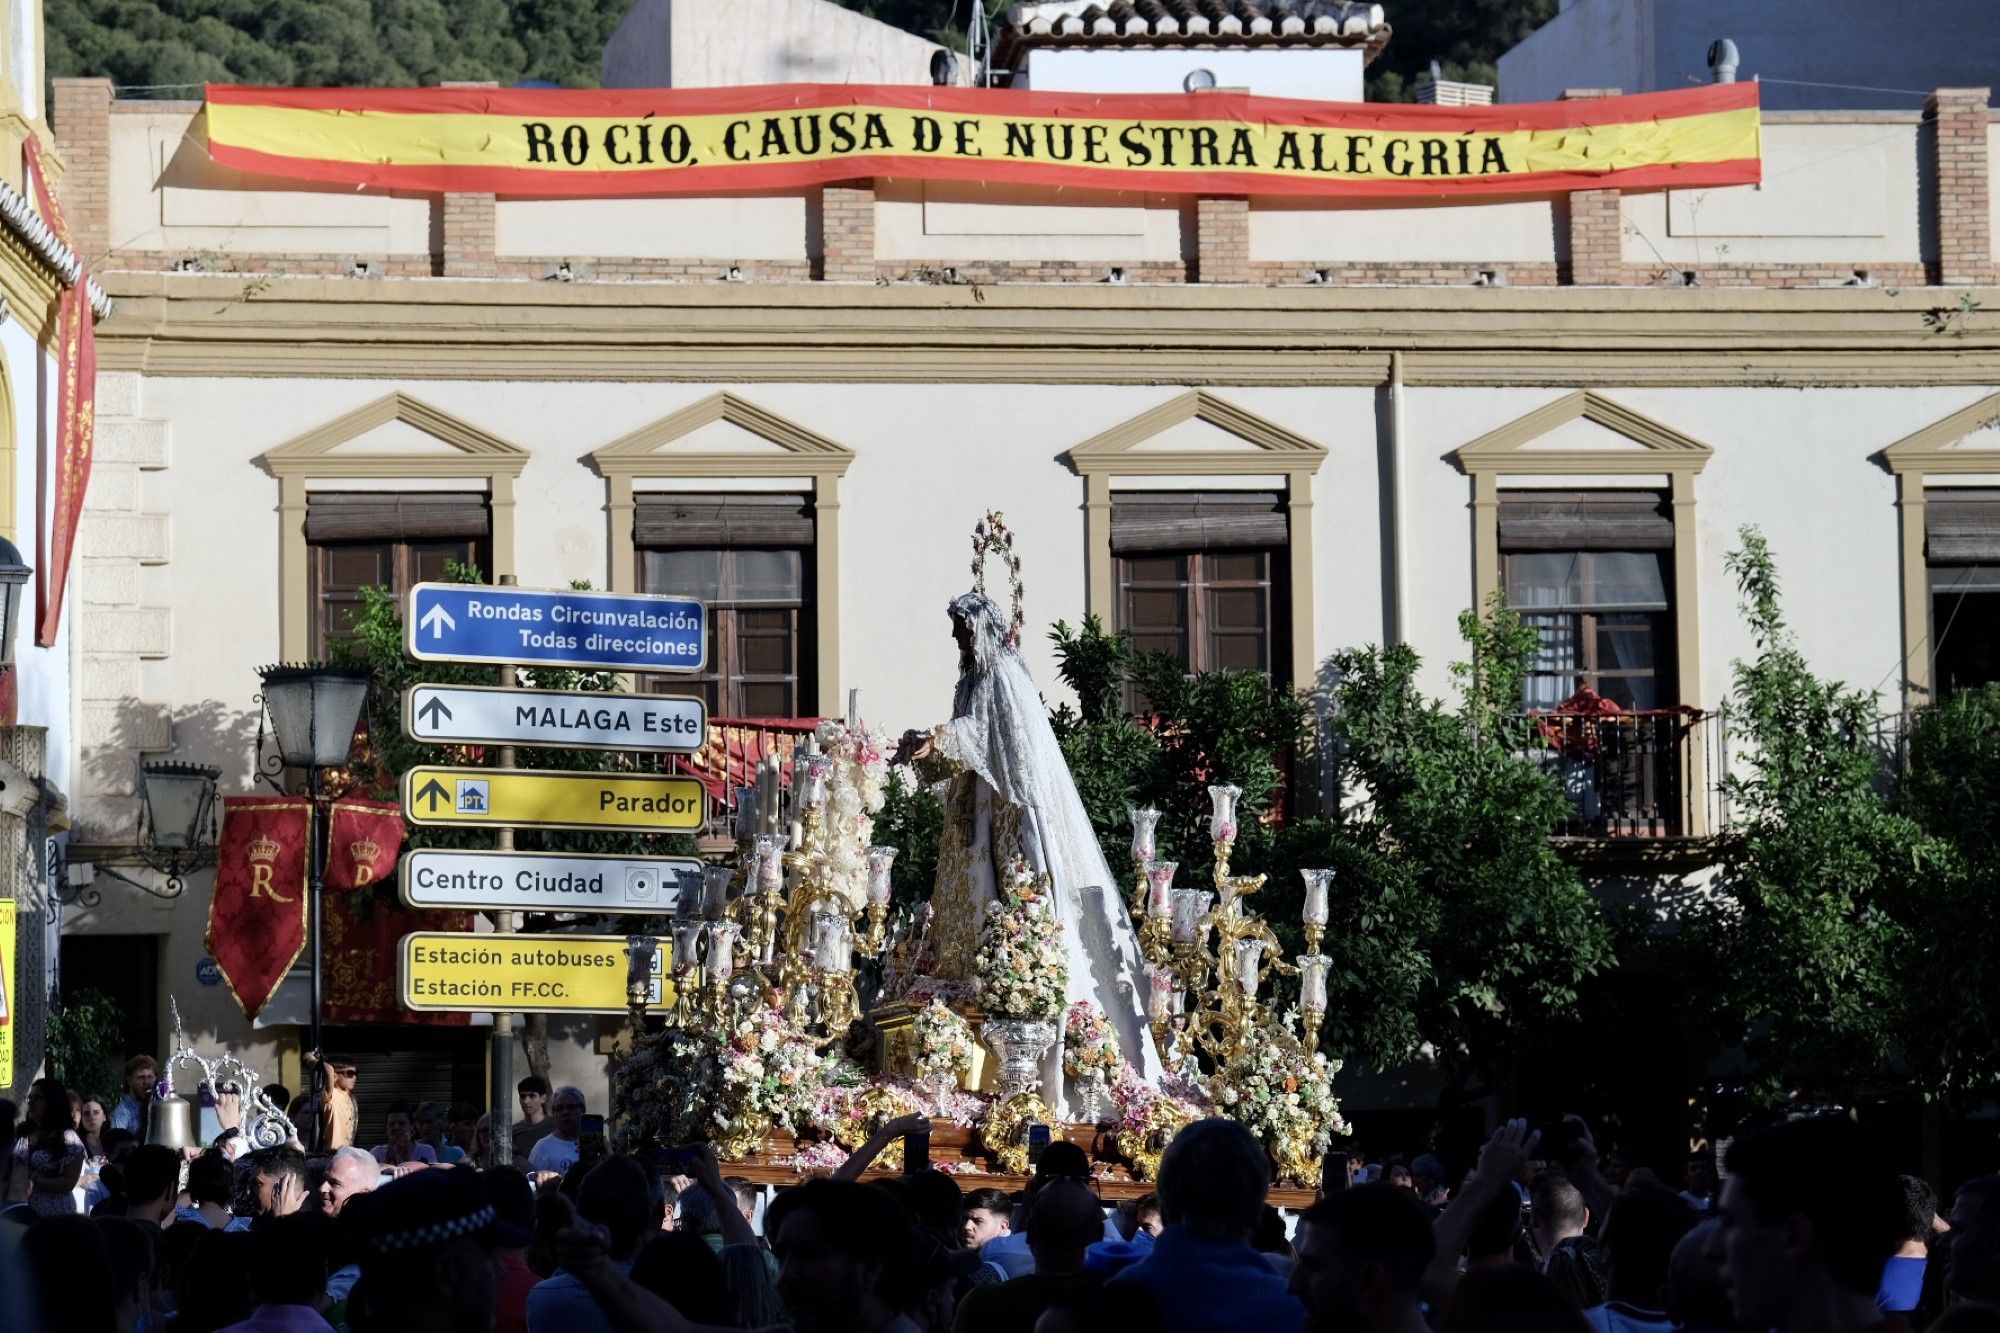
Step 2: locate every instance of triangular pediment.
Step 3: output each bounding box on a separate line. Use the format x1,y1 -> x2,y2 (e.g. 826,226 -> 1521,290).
590,393 -> 855,478
1454,391 -> 1713,476
1883,392 -> 2000,474
1067,391 -> 1327,476
261,393 -> 529,479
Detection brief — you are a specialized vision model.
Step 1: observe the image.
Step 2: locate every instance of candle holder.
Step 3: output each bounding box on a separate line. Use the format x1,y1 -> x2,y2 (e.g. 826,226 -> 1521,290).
1232,937 -> 1267,999
625,934 -> 660,1041
670,919 -> 706,1022
1300,868 -> 1334,956
1128,806 -> 1162,916
701,864 -> 735,922
705,921 -> 741,1019
1144,965 -> 1176,1059
864,845 -> 898,953
1297,954 -> 1331,1058
1207,784 -> 1242,846
750,832 -> 788,966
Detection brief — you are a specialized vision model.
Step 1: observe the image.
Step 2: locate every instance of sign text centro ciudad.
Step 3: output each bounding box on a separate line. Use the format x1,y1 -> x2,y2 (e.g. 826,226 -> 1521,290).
403,684 -> 706,752
404,582 -> 707,673
401,848 -> 701,914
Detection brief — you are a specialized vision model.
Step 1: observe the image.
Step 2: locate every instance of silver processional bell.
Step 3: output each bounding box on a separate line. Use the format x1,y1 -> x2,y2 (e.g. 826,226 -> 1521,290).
145,1096 -> 198,1151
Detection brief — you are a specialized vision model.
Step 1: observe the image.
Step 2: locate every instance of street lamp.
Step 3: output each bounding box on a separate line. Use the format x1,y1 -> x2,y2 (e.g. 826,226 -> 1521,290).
56,758 -> 222,905
256,662 -> 370,1150
0,536 -> 31,667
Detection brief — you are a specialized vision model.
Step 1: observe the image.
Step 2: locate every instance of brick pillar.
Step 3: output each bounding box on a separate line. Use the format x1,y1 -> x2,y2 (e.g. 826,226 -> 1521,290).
1195,196 -> 1251,283
1561,89 -> 1624,286
51,78 -> 112,263
818,180 -> 876,281
439,82 -> 498,277
1928,87 -> 1993,287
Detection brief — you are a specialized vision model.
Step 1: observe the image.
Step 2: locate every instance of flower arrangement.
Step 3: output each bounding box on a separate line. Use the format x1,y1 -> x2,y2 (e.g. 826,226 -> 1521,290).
973,859 -> 1068,1022
912,998 -> 978,1087
1062,1001 -> 1124,1085
1208,1015 -> 1348,1184
799,721 -> 892,915
718,1002 -> 826,1141
613,1025 -> 725,1153
1109,1068 -> 1205,1181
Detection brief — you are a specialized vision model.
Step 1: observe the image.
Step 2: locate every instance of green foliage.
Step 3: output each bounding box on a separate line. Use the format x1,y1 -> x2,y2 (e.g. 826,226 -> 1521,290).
1327,596 -> 1614,1089
1689,529 -> 1938,1098
1894,685 -> 2000,1096
873,766 -> 944,913
1365,0 -> 1558,102
45,988 -> 125,1098
47,0 -> 626,91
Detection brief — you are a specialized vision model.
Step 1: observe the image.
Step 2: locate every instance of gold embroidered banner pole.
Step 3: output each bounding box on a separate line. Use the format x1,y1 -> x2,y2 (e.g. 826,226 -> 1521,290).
203,81 -> 1762,200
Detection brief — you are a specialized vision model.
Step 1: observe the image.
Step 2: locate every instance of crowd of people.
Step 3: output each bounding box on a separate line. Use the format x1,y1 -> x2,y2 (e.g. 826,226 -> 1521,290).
5,1060 -> 2000,1333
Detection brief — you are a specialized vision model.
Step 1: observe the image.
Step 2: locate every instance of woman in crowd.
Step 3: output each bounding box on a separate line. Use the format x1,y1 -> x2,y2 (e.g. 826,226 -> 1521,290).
11,1076 -> 86,1216
78,1094 -> 110,1159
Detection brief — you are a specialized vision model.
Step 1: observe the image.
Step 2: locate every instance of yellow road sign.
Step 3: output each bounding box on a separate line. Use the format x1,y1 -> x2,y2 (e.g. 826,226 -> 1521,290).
401,933 -> 673,1014
399,766 -> 706,833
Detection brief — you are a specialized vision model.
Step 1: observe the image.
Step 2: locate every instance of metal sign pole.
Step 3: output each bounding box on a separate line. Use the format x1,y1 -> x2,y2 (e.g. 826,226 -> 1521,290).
489,576 -> 517,1168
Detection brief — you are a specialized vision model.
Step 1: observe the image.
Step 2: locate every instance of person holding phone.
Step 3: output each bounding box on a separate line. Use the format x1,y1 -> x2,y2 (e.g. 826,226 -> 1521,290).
529,1087 -> 589,1175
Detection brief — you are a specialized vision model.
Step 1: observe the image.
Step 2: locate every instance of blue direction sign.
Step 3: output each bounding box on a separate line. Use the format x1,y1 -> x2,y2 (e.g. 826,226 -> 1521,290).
405,583 -> 706,673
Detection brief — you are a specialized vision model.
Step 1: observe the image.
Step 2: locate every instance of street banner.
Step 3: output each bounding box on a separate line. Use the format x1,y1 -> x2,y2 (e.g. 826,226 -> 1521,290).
404,684 -> 706,753
324,798 -> 406,892
401,849 -> 700,913
405,583 -> 706,674
204,82 -> 1761,201
401,765 -> 707,833
0,898 -> 14,1088
401,932 -> 669,1014
205,797 -> 312,1020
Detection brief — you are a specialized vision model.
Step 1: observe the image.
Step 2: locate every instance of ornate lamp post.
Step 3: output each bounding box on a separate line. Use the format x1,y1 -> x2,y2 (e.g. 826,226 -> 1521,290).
60,760 -> 222,904
256,663 -> 369,1147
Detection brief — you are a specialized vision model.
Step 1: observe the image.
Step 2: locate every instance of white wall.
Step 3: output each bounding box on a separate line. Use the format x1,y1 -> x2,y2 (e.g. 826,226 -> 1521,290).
8,320 -> 73,801
1018,48 -> 1365,101
1501,0 -> 2000,110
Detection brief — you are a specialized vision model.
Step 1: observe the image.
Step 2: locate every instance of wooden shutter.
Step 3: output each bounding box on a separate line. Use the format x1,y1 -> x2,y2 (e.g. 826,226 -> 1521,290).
1110,492 -> 1287,554
1498,491 -> 1672,551
305,493 -> 490,542
1926,489 -> 2000,563
634,494 -> 813,548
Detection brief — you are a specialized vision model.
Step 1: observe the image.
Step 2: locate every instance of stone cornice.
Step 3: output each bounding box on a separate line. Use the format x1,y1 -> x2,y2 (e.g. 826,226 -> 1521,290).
93,272 -> 2000,386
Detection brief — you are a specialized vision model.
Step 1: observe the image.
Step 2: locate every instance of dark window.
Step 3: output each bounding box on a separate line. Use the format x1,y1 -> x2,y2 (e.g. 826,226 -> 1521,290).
1110,491 -> 1287,700
58,934 -> 160,1076
636,494 -> 813,718
1501,491 -> 1675,711
306,493 -> 490,658
1927,489 -> 2000,695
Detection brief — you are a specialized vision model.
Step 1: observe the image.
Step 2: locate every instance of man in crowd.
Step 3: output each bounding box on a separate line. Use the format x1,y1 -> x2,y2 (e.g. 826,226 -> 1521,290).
374,1102 -> 439,1168
1112,1118 -> 1304,1333
1949,1175 -> 2000,1308
952,1179 -> 1103,1333
529,1087 -> 587,1175
768,1177 -> 921,1333
962,1186 -> 1013,1251
513,1076 -> 556,1162
1664,1220 -> 1738,1333
177,1149 -> 237,1229
1717,1114 -> 1905,1333
1584,1181 -> 1698,1331
233,1146 -> 311,1230
1682,1151 -> 1719,1216
109,1054 -> 158,1134
319,1146 -> 380,1219
225,1211 -> 332,1331
485,1168 -> 540,1333
1288,1184 -> 1433,1333
1879,1175 -> 1935,1317
528,1154 -> 663,1333
119,1143 -> 181,1226
1532,1171 -> 1604,1308
350,1168 -> 526,1333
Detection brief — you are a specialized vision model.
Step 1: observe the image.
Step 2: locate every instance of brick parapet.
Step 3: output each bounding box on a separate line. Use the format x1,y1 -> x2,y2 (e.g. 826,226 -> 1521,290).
1194,196 -> 1251,284
818,181 -> 877,282
1927,88 -> 1993,287
50,78 -> 112,262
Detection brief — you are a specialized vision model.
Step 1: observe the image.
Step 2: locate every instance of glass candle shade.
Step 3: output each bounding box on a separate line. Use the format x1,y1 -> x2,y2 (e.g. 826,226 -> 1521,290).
1298,954 -> 1331,1011
732,786 -> 757,839
1144,966 -> 1175,1021
866,846 -> 899,907
811,912 -> 853,973
1170,888 -> 1212,944
1146,860 -> 1179,918
1128,806 -> 1161,865
754,834 -> 787,894
801,756 -> 832,812
706,923 -> 741,983
1207,785 -> 1242,844
701,865 -> 735,919
1300,869 -> 1334,929
1233,938 -> 1267,997
670,921 -> 706,977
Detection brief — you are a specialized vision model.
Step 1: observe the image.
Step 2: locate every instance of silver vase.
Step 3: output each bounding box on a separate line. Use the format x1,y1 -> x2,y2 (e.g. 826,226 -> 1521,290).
1074,1073 -> 1110,1125
981,1019 -> 1057,1101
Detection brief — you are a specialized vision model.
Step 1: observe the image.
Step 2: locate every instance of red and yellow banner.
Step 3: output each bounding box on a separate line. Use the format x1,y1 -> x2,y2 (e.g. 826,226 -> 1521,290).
206,796 -> 312,1020
204,82 -> 1760,199
324,798 -> 405,892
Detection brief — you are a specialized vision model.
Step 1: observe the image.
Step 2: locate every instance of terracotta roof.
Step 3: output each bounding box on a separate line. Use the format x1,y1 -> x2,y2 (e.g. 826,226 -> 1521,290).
997,1 -> 1390,68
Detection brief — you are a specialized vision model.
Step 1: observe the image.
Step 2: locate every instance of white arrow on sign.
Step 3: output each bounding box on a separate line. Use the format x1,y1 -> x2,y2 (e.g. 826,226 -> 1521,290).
420,603 -> 456,639
402,684 -> 707,753
401,849 -> 703,914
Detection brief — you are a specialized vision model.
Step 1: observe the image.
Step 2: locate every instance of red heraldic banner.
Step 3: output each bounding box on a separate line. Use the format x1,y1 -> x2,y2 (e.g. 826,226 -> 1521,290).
324,798 -> 405,891
206,796 -> 312,1020
322,798 -> 467,1026
22,136 -> 96,647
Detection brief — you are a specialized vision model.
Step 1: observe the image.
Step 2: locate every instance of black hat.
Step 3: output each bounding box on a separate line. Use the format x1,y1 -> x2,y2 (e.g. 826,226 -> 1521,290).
364,1168 -> 532,1255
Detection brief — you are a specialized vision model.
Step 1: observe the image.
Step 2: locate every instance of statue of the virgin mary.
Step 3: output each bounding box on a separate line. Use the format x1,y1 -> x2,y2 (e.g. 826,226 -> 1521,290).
897,515 -> 1162,1107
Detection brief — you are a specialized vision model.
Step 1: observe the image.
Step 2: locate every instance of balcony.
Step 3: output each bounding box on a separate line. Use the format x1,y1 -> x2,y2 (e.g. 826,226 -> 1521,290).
670,716 -> 825,848
1521,699 -> 1729,860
